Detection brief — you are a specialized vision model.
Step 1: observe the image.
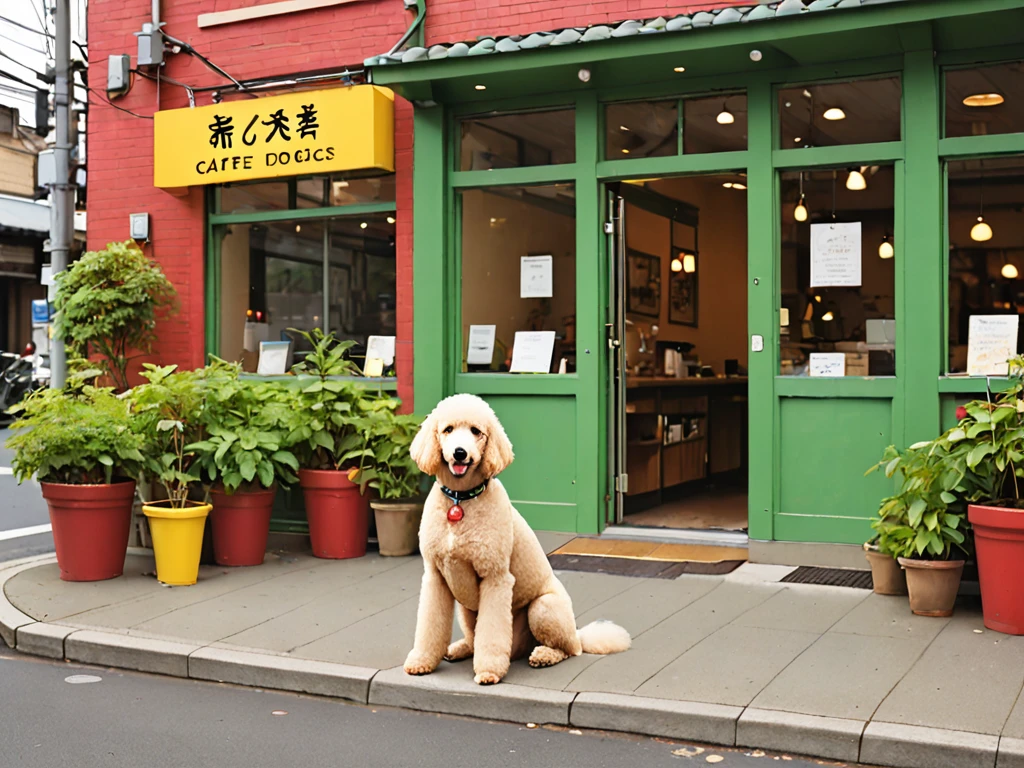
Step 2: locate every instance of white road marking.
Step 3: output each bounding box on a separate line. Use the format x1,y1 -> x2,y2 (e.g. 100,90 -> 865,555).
0,467 -> 12,475
65,675 -> 102,684
0,524 -> 51,542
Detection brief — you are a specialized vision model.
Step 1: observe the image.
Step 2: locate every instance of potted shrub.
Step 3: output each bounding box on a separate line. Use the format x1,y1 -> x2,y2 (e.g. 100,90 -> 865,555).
281,328 -> 379,560
6,374 -> 144,581
189,362 -> 299,566
362,406 -> 426,557
862,536 -> 906,596
130,363 -> 212,586
53,240 -> 177,393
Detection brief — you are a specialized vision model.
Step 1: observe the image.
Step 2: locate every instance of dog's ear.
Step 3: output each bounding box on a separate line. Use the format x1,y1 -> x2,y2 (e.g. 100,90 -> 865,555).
410,409 -> 443,476
482,411 -> 515,477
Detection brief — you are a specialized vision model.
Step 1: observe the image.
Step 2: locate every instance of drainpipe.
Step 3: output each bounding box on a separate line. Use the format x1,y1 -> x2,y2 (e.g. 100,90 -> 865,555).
153,0 -> 160,28
364,0 -> 426,69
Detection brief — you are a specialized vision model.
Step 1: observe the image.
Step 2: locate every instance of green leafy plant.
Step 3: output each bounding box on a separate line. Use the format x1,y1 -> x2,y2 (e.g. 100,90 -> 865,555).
5,375 -> 145,485
54,240 -> 178,392
129,363 -> 210,507
360,407 -> 425,501
280,328 -> 382,477
187,360 -> 299,494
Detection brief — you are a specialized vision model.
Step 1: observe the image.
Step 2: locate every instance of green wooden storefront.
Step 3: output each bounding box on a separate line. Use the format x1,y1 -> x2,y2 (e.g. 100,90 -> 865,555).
365,0 -> 1024,557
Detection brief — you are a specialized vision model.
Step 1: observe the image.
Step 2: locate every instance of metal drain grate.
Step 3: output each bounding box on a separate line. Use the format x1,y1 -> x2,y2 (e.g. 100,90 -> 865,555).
781,566 -> 873,589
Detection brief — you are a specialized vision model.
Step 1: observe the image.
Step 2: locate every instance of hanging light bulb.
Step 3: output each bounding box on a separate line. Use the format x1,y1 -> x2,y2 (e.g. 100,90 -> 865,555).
971,217 -> 993,242
793,172 -> 807,222
683,253 -> 696,273
716,101 -> 734,125
822,311 -> 835,322
1002,262 -> 1018,279
823,107 -> 846,121
878,234 -> 894,259
846,169 -> 867,191
671,257 -> 683,273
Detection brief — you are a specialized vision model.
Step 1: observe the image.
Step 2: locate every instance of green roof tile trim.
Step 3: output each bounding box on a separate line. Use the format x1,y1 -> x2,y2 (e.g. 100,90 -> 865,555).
364,0 -> 906,67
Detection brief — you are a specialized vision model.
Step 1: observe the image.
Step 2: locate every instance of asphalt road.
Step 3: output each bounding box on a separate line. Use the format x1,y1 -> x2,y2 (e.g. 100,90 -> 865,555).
0,427 -> 55,563
0,646 -> 870,768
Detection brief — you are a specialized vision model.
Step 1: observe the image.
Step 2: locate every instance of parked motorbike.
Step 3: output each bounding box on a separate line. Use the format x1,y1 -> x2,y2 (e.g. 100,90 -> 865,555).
0,353 -> 49,422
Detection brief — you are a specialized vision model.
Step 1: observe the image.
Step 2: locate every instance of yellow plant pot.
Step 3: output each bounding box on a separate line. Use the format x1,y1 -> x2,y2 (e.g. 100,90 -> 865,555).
142,502 -> 212,586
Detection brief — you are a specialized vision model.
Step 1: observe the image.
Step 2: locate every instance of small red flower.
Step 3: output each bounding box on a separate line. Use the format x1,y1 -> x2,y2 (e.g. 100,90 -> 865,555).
956,405 -> 968,421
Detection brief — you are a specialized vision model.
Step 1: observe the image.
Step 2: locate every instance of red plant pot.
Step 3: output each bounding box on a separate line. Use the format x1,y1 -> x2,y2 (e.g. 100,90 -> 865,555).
40,480 -> 136,582
209,485 -> 276,567
298,469 -> 368,560
969,503 -> 1024,634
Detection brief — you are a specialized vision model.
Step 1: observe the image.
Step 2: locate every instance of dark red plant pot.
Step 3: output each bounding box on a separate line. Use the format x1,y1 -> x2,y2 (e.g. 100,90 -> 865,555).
209,485 -> 276,567
298,469 -> 368,560
969,503 -> 1024,634
40,480 -> 136,582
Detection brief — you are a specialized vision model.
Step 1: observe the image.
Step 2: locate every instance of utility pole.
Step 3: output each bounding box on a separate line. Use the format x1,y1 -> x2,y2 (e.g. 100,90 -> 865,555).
48,0 -> 73,389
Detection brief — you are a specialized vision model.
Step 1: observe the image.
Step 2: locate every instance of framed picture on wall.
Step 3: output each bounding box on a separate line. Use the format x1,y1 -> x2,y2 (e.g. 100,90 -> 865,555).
627,250 -> 661,317
669,248 -> 698,327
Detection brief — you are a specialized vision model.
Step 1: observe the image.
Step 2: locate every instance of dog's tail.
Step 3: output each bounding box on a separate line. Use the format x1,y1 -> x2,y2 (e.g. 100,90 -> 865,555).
577,620 -> 631,655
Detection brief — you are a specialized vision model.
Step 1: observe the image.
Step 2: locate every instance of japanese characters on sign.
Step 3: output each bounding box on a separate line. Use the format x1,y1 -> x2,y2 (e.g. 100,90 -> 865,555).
153,86 -> 395,187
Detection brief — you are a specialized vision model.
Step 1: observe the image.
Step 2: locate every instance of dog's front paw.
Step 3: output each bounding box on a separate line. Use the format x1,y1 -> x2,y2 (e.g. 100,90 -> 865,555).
474,671 -> 502,685
404,651 -> 437,676
445,639 -> 473,662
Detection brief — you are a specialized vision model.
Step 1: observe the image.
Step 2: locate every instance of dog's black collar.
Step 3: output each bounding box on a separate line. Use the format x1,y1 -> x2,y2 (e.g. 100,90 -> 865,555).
439,480 -> 489,503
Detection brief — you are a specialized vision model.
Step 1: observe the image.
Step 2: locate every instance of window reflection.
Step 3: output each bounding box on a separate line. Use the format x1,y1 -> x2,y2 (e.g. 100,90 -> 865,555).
605,101 -> 677,159
684,94 -> 747,153
778,78 -> 901,149
946,62 -> 1024,138
459,110 -> 575,171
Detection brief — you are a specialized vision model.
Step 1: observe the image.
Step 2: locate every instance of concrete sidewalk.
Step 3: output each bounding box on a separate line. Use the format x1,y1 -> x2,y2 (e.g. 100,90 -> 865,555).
2,534 -> 1023,768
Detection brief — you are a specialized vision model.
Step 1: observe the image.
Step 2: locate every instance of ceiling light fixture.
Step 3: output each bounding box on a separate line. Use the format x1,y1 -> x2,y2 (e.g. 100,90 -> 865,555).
972,163 -> 993,242
621,148 -> 630,154
846,168 -> 867,191
1002,261 -> 1018,279
963,93 -> 1005,108
671,256 -> 683,273
732,182 -> 747,190
823,107 -> 846,121
619,125 -> 630,132
474,84 -> 486,91
722,182 -> 733,188
794,172 -> 807,222
387,216 -> 396,224
673,66 -> 686,73
794,136 -> 802,143
683,253 -> 696,273
295,224 -> 301,233
716,101 -> 735,125
360,222 -> 368,229
822,311 -> 835,322
878,234 -> 894,259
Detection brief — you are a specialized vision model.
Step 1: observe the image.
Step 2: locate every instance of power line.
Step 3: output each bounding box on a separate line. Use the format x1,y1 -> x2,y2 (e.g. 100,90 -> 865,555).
0,30 -> 48,55
0,50 -> 50,82
0,15 -> 54,39
87,87 -> 152,120
0,68 -> 43,92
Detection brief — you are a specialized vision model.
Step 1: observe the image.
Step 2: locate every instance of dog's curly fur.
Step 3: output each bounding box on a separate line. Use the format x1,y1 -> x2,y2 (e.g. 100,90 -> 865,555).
403,393 -> 631,685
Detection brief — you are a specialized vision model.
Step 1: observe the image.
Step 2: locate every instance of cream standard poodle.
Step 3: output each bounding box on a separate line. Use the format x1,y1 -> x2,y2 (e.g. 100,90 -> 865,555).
404,393 -> 631,685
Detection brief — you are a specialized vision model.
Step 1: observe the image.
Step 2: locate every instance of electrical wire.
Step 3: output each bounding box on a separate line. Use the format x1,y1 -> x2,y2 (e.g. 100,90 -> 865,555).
0,49 -> 50,82
0,68 -> 44,92
0,15 -> 54,38
0,30 -> 47,55
162,32 -> 245,90
87,87 -> 153,120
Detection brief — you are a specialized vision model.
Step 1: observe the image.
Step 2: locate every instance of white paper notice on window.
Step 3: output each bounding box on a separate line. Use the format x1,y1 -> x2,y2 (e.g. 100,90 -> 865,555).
810,222 -> 862,287
467,325 -> 496,365
520,255 -> 553,298
967,315 -> 1020,376
809,352 -> 846,378
510,331 -> 556,373
365,335 -> 396,366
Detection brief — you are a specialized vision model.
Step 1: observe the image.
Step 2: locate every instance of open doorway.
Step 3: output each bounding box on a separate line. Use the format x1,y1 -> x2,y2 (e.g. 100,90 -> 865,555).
609,174 -> 748,534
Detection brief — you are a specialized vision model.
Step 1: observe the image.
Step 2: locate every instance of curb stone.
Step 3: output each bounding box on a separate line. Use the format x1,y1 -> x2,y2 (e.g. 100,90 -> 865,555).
570,692 -> 741,746
369,665 -> 574,725
861,721 -> 998,768
16,622 -> 75,659
736,708 -> 865,762
189,646 -> 376,703
999,737 -> 1024,768
65,630 -> 201,678
0,557 -> 55,648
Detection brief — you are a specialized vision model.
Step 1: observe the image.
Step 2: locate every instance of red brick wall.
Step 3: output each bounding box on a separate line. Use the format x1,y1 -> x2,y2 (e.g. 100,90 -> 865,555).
87,0 -> 415,404
425,0 -> 749,45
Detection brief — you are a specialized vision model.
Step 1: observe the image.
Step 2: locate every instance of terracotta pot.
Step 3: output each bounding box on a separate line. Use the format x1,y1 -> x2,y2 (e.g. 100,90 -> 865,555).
864,544 -> 907,596
370,500 -> 423,557
968,503 -> 1024,634
898,558 -> 965,617
299,469 -> 368,559
40,480 -> 136,582
209,485 -> 276,567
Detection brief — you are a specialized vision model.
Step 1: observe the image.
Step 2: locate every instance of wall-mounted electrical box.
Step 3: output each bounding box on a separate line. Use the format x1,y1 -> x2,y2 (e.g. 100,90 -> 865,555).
135,23 -> 163,68
129,213 -> 150,241
107,54 -> 130,96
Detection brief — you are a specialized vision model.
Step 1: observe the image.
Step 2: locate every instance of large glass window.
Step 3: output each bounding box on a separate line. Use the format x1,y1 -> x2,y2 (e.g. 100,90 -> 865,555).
603,93 -> 747,159
947,156 -> 1024,373
460,184 -> 576,373
946,61 -> 1024,139
683,93 -> 747,154
779,166 -> 896,376
217,212 -> 396,373
459,110 -> 575,171
778,78 -> 901,149
219,172 -> 396,214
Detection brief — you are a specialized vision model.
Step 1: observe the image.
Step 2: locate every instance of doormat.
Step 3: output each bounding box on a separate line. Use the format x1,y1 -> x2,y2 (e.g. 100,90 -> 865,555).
551,538 -> 748,563
548,554 -> 743,579
780,566 -> 873,590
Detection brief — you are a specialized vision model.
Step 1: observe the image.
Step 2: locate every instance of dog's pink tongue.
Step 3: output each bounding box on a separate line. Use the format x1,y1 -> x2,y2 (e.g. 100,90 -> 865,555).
452,464 -> 468,476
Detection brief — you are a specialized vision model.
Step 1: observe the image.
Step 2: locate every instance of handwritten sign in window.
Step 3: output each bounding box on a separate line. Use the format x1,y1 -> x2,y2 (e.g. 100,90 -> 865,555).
810,222 -> 862,288
967,315 -> 1019,376
510,331 -> 556,373
809,352 -> 846,377
520,255 -> 553,299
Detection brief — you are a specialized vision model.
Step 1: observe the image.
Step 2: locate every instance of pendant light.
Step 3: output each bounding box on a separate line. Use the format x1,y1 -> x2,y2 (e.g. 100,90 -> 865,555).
878,234 -> 894,259
793,172 -> 808,222
716,100 -> 735,125
823,107 -> 846,121
846,168 -> 867,191
683,253 -> 696,273
1002,260 -> 1018,280
971,164 -> 993,242
671,256 -> 683,272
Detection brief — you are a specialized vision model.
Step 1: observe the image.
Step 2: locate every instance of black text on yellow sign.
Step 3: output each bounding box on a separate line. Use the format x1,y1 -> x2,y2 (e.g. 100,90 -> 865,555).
153,86 -> 394,188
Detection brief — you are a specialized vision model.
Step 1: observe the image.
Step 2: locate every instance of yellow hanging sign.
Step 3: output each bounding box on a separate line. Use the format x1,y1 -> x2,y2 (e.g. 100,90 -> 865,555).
153,85 -> 394,188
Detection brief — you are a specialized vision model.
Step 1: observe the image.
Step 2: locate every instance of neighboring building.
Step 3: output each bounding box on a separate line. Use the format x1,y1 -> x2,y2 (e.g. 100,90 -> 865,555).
88,0 -> 1024,565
